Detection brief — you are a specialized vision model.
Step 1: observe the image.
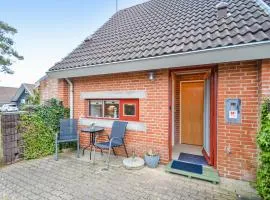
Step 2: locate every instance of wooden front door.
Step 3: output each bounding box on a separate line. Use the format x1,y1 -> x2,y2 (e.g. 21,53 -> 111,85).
181,81 -> 204,145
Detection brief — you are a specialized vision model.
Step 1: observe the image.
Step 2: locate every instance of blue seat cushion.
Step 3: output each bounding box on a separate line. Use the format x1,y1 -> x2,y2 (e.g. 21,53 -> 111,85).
95,141 -> 122,149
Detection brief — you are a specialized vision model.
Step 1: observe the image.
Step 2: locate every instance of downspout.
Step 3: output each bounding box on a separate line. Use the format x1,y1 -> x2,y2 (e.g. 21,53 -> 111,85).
65,78 -> 73,119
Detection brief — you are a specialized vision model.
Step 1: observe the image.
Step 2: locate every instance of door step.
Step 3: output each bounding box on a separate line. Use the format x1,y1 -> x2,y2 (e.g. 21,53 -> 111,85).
166,160 -> 220,184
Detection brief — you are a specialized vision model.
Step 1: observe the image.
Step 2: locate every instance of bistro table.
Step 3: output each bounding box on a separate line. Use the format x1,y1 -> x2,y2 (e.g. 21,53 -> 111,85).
81,126 -> 105,160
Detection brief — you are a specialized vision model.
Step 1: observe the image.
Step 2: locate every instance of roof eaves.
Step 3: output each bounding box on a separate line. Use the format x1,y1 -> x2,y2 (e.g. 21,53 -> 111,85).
11,85 -> 25,102
35,75 -> 48,87
255,0 -> 270,15
47,41 -> 270,79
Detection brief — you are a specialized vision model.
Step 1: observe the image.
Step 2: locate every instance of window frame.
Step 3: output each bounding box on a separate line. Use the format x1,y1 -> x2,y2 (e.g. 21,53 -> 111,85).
120,99 -> 139,121
88,100 -> 104,118
103,100 -> 120,119
88,99 -> 139,121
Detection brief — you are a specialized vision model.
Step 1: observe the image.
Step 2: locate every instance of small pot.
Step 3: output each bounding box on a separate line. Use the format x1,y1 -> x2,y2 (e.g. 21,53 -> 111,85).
144,154 -> 160,168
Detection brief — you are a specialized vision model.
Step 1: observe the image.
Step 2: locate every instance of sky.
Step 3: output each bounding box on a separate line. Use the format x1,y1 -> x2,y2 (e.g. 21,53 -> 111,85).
0,0 -> 148,88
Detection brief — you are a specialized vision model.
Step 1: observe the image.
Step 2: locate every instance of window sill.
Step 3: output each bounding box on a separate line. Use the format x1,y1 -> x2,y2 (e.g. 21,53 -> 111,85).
87,116 -> 120,120
79,118 -> 146,132
86,116 -> 139,122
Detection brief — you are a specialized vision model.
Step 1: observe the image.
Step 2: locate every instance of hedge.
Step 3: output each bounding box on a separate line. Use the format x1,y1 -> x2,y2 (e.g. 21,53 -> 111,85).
20,99 -> 69,159
257,99 -> 270,200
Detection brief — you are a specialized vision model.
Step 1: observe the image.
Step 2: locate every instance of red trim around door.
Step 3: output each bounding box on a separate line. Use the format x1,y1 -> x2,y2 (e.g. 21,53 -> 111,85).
168,71 -> 173,161
210,67 -> 218,168
169,65 -> 218,168
202,148 -> 211,164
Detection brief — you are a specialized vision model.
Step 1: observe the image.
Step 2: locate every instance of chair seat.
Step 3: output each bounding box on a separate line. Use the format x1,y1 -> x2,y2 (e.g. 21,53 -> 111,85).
95,141 -> 121,149
57,138 -> 78,143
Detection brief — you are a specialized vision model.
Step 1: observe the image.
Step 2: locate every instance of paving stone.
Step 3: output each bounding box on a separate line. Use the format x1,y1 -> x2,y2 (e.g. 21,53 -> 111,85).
0,152 -> 258,200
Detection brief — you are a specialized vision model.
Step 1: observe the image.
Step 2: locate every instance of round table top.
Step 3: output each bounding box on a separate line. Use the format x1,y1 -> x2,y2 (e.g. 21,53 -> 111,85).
123,157 -> 145,170
81,126 -> 104,133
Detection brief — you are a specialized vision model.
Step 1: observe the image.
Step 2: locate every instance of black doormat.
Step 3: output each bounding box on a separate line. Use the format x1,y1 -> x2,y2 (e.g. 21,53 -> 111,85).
178,153 -> 208,166
171,160 -> 203,174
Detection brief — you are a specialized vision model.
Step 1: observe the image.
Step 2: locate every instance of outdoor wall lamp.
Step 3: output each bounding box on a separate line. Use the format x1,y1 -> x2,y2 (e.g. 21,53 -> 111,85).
148,71 -> 155,81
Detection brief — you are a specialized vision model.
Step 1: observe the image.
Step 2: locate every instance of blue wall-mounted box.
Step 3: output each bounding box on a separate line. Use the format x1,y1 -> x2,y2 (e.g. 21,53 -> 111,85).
225,99 -> 241,124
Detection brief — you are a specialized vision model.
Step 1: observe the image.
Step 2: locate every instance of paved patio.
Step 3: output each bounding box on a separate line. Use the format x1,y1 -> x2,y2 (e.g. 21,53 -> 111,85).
0,152 -> 259,200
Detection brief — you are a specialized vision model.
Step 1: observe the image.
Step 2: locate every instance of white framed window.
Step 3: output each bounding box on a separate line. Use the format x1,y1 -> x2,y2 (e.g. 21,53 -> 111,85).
104,100 -> 119,119
89,100 -> 103,118
21,99 -> 26,104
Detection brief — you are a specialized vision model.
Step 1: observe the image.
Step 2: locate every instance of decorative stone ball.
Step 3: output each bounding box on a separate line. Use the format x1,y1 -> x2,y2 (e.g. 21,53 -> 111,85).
123,157 -> 145,170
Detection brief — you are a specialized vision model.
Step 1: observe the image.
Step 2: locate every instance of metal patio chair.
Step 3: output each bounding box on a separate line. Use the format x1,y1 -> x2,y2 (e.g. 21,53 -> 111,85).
55,119 -> 80,161
93,121 -> 128,169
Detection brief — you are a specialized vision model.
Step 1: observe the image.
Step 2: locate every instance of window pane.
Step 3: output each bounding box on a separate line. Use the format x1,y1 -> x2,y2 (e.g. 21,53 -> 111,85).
89,100 -> 103,117
104,100 -> 119,118
124,104 -> 136,116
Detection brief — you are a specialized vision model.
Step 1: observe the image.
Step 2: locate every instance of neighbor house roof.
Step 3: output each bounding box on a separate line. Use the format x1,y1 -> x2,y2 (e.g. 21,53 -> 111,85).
0,87 -> 18,105
48,0 -> 270,77
12,83 -> 36,102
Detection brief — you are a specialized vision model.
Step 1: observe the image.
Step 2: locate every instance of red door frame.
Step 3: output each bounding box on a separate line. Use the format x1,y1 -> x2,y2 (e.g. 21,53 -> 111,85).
168,65 -> 218,168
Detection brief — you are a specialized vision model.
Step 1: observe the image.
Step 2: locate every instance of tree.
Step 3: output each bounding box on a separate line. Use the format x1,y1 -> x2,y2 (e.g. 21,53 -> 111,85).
0,21 -> 23,74
27,89 -> 41,105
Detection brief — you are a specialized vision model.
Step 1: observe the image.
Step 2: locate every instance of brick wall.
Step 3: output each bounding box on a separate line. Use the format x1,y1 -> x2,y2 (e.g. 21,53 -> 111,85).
174,75 -> 180,145
259,59 -> 270,102
217,61 -> 260,180
64,70 -> 170,163
56,59 -> 270,180
58,79 -> 69,108
39,78 -> 58,104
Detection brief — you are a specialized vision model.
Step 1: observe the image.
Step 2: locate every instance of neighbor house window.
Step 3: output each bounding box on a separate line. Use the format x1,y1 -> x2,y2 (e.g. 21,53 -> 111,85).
88,99 -> 139,121
20,99 -> 26,104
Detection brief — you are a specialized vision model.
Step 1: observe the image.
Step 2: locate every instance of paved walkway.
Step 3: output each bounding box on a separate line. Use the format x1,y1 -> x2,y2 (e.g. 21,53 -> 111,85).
0,152 -> 258,200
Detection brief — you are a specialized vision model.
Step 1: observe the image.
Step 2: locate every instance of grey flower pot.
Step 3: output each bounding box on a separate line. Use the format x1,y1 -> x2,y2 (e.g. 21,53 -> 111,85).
144,154 -> 160,168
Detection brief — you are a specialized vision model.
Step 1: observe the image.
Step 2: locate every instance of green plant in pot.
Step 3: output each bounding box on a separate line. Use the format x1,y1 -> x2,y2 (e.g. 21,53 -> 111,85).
144,149 -> 160,168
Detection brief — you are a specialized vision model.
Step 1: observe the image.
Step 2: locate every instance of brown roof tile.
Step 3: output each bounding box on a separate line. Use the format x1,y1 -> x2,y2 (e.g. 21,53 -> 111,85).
49,0 -> 270,72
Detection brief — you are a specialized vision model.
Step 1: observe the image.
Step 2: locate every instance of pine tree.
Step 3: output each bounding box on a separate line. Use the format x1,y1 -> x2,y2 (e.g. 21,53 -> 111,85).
0,21 -> 23,74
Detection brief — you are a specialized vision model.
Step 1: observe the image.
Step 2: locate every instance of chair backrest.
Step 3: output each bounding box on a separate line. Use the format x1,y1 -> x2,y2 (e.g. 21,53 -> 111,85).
59,119 -> 78,140
110,121 -> 128,140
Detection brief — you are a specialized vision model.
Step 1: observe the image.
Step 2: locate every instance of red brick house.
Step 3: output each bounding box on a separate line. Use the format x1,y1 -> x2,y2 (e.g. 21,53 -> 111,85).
46,0 -> 270,181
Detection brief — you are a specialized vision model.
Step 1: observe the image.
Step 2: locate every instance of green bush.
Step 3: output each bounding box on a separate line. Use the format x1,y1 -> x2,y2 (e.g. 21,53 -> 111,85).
36,98 -> 69,133
20,98 -> 69,159
20,114 -> 55,159
257,99 -> 270,200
